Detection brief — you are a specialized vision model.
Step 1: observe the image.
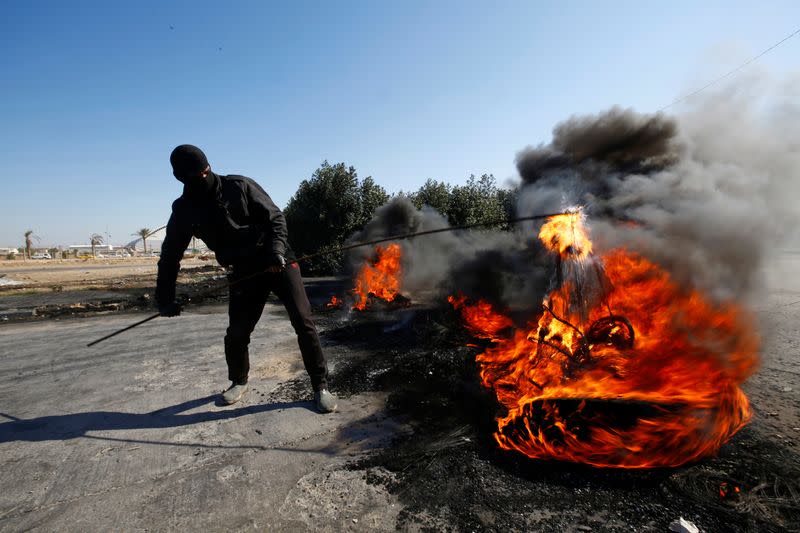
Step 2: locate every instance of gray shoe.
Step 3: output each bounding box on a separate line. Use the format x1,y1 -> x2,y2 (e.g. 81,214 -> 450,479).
315,389 -> 338,413
222,383 -> 248,405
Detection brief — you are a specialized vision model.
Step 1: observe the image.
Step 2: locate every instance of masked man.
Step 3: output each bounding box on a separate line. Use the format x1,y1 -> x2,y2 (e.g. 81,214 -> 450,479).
155,144 -> 337,412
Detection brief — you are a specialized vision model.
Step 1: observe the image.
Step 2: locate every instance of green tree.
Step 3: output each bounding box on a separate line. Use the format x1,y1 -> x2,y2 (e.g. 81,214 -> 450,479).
90,233 -> 103,257
359,176 -> 390,224
23,230 -> 39,260
447,174 -> 507,227
496,185 -> 519,228
134,228 -> 151,254
284,161 -> 389,275
409,179 -> 452,217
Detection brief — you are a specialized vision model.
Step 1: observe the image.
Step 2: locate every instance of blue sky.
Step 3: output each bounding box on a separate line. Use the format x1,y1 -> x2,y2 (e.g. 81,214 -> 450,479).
1,0 -> 798,247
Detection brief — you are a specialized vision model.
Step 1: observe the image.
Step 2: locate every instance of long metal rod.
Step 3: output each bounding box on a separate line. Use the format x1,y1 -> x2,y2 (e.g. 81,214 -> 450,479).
86,211 -> 567,347
86,313 -> 161,346
289,212 -> 566,264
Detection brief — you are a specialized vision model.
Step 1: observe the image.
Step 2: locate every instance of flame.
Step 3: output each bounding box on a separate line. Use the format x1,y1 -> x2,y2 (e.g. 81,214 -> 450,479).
450,213 -> 759,468
448,295 -> 513,337
352,243 -> 402,310
326,295 -> 342,309
719,482 -> 741,499
538,211 -> 592,260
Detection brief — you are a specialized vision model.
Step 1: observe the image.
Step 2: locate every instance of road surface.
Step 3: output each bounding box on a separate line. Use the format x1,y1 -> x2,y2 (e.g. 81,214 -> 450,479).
1,252 -> 799,531
0,302 -> 402,531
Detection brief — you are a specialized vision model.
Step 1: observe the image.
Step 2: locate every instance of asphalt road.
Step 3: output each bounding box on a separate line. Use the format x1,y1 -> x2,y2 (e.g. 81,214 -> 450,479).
0,302 -> 402,531
1,252 -> 798,531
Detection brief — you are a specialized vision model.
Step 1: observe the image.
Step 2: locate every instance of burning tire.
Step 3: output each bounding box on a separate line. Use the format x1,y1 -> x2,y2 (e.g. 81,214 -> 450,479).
451,212 -> 759,468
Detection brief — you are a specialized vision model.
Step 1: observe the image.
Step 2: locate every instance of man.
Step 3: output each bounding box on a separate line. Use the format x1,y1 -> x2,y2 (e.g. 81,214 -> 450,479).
155,144 -> 337,413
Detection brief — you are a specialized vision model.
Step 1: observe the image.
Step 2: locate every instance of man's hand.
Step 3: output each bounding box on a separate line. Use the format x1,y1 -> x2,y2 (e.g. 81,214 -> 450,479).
266,253 -> 286,273
158,301 -> 182,317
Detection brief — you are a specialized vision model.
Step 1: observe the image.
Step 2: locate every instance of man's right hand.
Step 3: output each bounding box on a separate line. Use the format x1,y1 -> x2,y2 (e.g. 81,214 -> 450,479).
266,253 -> 286,273
158,301 -> 182,317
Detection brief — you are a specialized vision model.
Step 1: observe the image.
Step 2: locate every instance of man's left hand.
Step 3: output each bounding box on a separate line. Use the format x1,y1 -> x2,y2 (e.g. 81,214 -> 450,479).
267,253 -> 286,273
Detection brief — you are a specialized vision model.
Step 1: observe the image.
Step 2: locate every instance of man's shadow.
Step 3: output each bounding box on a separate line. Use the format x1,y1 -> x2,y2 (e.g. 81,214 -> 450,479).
0,395 -> 315,446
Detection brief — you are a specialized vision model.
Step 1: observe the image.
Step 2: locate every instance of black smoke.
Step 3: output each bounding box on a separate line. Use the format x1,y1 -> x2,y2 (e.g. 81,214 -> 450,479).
347,73 -> 800,311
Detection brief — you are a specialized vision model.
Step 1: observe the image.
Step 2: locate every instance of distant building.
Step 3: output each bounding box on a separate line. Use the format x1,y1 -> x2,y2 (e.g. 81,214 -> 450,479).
0,247 -> 19,256
126,227 -> 209,255
68,244 -> 113,255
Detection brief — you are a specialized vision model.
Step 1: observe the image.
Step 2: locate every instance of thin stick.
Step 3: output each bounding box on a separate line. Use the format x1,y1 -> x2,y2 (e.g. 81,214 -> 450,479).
292,212 -> 566,264
86,313 -> 160,347
85,211 -> 567,347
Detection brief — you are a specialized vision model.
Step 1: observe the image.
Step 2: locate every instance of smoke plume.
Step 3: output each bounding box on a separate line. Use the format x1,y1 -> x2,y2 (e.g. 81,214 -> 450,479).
347,197 -> 520,302
350,72 -> 799,311
517,74 -> 800,302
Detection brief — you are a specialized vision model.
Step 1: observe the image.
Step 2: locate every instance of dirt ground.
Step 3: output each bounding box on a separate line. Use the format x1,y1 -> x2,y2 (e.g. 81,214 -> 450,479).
0,257 -> 208,289
0,258 -> 228,322
1,254 -> 799,531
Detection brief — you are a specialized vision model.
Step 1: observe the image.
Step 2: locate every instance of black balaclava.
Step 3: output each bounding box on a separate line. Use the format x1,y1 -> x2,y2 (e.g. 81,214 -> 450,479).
170,144 -> 214,196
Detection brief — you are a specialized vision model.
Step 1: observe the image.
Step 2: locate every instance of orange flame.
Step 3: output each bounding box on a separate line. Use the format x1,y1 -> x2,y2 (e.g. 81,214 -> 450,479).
448,295 -> 513,337
538,211 -> 592,260
326,295 -> 342,308
352,243 -> 402,311
450,213 -> 759,468
719,482 -> 741,499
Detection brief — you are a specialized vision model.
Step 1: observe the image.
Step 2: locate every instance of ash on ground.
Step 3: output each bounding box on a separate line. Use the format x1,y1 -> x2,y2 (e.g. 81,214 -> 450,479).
307,304 -> 800,533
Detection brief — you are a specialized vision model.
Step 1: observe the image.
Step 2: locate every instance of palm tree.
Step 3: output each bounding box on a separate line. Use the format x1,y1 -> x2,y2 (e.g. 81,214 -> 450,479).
23,230 -> 39,260
133,228 -> 151,254
90,234 -> 103,257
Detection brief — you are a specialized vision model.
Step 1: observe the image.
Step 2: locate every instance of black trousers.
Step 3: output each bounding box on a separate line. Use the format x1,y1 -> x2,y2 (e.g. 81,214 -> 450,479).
224,263 -> 329,391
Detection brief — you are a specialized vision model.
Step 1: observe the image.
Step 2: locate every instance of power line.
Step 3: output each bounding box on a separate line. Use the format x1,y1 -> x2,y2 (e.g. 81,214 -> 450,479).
658,26 -> 800,112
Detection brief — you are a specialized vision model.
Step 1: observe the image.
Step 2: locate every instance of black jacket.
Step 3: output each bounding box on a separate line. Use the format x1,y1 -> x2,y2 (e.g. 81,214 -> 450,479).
155,172 -> 290,304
